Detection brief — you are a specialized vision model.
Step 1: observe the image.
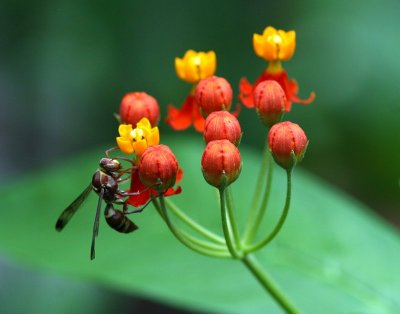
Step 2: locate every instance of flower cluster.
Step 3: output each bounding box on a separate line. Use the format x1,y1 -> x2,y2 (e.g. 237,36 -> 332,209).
110,25 -> 311,219
58,25 -> 315,312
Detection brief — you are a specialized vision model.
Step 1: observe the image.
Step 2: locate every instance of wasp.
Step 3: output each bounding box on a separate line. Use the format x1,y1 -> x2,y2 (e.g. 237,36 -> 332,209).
55,156 -> 146,260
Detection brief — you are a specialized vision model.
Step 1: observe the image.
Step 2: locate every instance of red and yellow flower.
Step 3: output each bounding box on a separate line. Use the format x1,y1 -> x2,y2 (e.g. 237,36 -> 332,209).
116,118 -> 159,156
116,117 -> 181,207
166,50 -> 217,132
239,26 -> 315,112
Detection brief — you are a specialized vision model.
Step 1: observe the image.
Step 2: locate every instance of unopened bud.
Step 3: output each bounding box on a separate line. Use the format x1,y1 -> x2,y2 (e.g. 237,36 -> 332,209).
253,80 -> 286,127
268,121 -> 308,170
139,145 -> 179,191
120,92 -> 160,127
203,111 -> 242,146
201,140 -> 241,188
195,76 -> 233,117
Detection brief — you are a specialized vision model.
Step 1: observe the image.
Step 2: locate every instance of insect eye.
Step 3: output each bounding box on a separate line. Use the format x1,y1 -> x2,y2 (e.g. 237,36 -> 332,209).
99,158 -> 121,172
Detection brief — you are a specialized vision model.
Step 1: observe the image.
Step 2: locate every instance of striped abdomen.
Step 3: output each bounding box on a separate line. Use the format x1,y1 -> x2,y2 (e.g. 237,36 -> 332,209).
104,206 -> 138,233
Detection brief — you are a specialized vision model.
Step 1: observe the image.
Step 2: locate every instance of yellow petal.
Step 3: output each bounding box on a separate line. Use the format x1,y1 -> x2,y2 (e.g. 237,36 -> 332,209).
175,57 -> 185,81
133,139 -> 148,156
117,137 -> 134,154
183,49 -> 197,60
262,26 -> 277,36
147,127 -> 160,146
137,117 -> 151,130
201,51 -> 216,79
253,33 -> 265,57
279,30 -> 296,61
118,124 -> 133,138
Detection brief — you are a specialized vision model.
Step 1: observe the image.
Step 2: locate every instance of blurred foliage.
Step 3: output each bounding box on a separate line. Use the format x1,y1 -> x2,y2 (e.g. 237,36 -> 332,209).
0,138 -> 400,313
1,0 -> 399,312
1,0 -> 398,219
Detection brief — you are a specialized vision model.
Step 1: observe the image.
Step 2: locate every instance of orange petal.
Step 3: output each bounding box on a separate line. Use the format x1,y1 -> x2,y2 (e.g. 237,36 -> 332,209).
238,77 -> 255,108
166,94 -> 195,130
164,186 -> 182,197
127,170 -> 151,207
192,96 -> 205,132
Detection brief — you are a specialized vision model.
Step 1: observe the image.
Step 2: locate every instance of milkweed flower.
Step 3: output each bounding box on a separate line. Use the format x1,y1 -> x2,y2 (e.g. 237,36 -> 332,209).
119,92 -> 160,127
116,117 -> 159,156
239,26 -> 315,112
166,50 -> 216,132
175,50 -> 216,84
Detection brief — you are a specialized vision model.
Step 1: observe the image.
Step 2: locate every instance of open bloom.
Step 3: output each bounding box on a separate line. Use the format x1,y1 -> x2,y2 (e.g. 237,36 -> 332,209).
239,26 -> 315,111
166,50 -> 217,132
253,26 -> 296,62
175,50 -> 216,84
116,118 -> 159,156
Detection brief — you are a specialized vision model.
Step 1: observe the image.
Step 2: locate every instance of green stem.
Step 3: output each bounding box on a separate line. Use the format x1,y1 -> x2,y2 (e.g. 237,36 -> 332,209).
242,254 -> 301,314
243,145 -> 273,244
246,170 -> 292,252
219,188 -> 240,258
225,187 -> 241,250
164,198 -> 226,245
154,197 -> 230,258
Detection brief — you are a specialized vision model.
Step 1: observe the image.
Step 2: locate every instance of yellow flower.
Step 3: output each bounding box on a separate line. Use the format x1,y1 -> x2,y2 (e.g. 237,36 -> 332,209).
253,26 -> 296,62
175,49 -> 216,84
116,118 -> 160,156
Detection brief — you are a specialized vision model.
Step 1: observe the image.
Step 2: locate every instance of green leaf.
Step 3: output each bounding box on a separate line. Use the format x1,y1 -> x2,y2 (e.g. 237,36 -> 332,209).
0,136 -> 399,314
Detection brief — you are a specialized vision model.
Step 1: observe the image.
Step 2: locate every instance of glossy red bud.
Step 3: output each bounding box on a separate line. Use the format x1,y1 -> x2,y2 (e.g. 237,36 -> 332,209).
201,140 -> 241,188
195,76 -> 233,117
268,121 -> 308,170
139,145 -> 179,191
120,92 -> 160,126
253,80 -> 286,127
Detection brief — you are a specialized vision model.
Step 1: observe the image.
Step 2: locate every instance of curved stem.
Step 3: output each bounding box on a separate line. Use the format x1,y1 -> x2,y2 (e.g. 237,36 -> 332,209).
225,187 -> 241,250
243,145 -> 273,244
164,198 -> 226,245
154,197 -> 230,258
246,170 -> 292,252
242,254 -> 301,314
219,188 -> 240,258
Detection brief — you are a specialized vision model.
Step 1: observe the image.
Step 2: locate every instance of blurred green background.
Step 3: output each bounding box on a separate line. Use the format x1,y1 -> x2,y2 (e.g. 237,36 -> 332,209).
1,0 -> 399,313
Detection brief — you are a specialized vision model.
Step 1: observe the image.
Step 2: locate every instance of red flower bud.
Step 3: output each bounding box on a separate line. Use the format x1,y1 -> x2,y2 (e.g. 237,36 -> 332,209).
139,145 -> 179,191
253,80 -> 286,127
201,140 -> 241,188
268,121 -> 308,170
120,92 -> 160,126
203,111 -> 242,146
195,76 -> 233,117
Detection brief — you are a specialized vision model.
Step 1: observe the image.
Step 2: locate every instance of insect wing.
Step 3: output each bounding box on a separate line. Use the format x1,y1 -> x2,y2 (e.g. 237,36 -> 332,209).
90,188 -> 104,260
55,184 -> 92,231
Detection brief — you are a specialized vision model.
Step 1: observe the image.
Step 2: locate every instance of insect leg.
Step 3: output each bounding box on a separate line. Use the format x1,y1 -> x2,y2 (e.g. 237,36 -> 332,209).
123,198 -> 152,214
